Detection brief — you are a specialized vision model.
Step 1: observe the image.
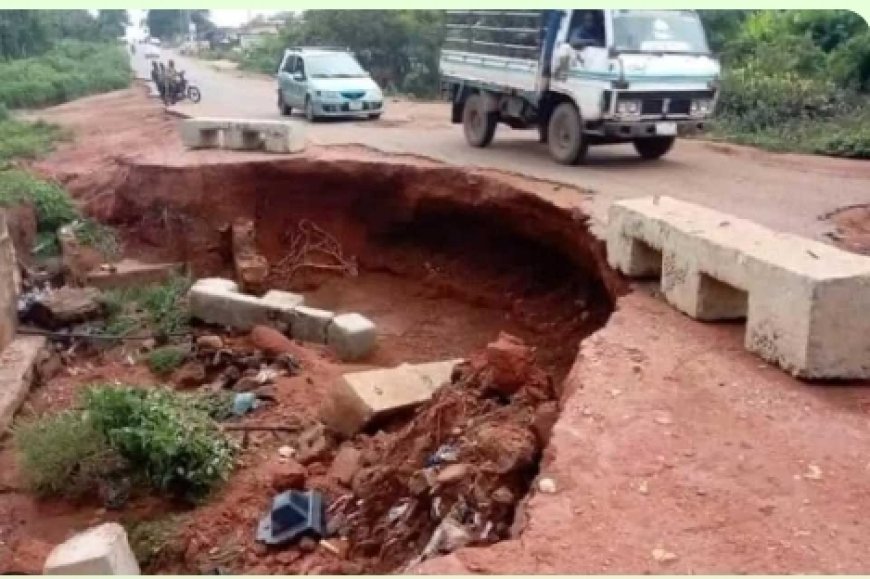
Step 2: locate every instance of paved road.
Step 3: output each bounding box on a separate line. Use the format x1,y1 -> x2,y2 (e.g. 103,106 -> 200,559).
133,49 -> 870,240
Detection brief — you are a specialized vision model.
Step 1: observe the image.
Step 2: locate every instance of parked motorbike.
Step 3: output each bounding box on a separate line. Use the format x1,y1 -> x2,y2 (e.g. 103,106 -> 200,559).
165,71 -> 201,105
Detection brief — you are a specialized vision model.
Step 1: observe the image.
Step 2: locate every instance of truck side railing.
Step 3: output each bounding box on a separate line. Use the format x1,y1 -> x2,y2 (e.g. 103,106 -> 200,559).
443,10 -> 544,59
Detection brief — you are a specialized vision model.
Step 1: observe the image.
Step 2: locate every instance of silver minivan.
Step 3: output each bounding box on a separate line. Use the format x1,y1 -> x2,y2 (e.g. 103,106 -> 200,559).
277,47 -> 385,121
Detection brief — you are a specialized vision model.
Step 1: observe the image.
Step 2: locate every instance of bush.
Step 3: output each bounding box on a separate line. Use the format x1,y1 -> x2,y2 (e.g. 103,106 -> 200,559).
84,386 -> 236,499
0,40 -> 131,109
0,169 -> 76,231
126,516 -> 186,570
0,118 -> 66,163
814,125 -> 870,158
147,345 -> 188,375
14,410 -> 124,497
103,276 -> 191,340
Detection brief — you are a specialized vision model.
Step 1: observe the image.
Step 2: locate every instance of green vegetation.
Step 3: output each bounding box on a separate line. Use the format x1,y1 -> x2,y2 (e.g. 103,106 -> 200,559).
146,346 -> 188,375
103,276 -> 192,340
0,118 -> 66,163
0,168 -> 119,258
15,385 -> 237,502
0,40 -> 131,109
126,515 -> 186,571
14,410 -> 125,497
701,10 -> 870,158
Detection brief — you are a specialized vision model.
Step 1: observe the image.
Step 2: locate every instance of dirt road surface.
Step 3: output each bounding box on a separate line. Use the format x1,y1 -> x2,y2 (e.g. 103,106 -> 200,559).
3,56 -> 870,574
134,50 -> 870,241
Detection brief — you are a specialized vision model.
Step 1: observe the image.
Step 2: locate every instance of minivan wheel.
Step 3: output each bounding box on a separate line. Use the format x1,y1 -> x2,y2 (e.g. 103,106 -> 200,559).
278,91 -> 292,116
304,97 -> 318,122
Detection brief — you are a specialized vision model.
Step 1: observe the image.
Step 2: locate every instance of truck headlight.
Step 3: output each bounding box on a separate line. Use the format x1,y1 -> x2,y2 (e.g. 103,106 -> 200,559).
691,99 -> 712,116
617,100 -> 641,116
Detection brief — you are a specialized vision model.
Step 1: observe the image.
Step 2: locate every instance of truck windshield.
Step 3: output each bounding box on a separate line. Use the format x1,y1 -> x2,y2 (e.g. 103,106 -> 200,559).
307,53 -> 368,78
611,10 -> 709,54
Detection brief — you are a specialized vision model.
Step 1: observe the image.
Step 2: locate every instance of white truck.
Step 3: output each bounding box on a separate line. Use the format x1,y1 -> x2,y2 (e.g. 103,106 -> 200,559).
439,9 -> 721,164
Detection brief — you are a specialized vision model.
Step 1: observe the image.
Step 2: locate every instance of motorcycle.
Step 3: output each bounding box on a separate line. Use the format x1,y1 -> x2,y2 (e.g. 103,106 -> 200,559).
165,71 -> 201,105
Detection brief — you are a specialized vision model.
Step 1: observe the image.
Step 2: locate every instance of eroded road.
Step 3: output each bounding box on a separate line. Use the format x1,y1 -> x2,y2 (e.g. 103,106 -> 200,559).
136,50 -> 870,241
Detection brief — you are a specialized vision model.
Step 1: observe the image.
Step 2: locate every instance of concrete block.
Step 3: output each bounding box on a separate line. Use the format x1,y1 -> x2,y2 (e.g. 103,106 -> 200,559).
179,118 -> 228,149
224,126 -> 264,151
85,259 -> 183,290
289,305 -> 334,344
258,123 -> 305,154
188,278 -> 272,331
321,358 -> 462,437
327,313 -> 376,361
43,522 -> 140,575
0,336 -> 47,435
607,196 -> 870,378
261,289 -> 305,320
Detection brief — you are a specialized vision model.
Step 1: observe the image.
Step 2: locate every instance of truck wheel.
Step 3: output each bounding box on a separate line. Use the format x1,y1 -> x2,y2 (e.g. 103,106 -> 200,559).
634,136 -> 675,160
548,102 -> 587,165
462,94 -> 497,147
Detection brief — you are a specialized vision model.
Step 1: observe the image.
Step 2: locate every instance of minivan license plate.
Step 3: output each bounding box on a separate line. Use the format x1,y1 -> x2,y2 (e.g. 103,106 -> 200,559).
656,122 -> 677,136
348,101 -> 363,111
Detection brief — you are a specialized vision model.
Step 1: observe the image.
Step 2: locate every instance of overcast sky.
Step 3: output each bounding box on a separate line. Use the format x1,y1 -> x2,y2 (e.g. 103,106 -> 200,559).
126,9 -> 280,31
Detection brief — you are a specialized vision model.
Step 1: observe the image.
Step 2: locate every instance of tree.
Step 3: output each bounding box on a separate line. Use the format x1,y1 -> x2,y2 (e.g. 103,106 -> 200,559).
97,10 -> 129,40
0,10 -> 51,59
147,10 -> 211,40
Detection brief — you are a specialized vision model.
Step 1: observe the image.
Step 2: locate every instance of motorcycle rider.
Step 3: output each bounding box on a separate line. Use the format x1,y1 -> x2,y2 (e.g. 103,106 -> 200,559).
151,61 -> 164,100
164,59 -> 180,105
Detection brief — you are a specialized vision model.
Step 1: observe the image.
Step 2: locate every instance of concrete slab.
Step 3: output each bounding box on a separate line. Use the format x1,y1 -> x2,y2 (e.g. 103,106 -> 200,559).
179,117 -> 228,149
289,305 -> 334,344
85,259 -> 183,290
327,313 -> 376,361
180,118 -> 305,154
43,522 -> 140,575
321,358 -> 462,437
0,335 -> 47,434
0,214 -> 16,352
607,196 -> 870,378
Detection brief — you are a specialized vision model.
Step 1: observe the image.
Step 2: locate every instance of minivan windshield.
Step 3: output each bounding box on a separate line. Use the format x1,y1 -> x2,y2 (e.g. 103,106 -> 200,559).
307,53 -> 368,78
611,10 -> 710,54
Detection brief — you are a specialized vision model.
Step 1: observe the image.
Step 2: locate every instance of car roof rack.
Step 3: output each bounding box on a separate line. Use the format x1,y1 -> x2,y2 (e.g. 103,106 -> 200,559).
285,46 -> 350,53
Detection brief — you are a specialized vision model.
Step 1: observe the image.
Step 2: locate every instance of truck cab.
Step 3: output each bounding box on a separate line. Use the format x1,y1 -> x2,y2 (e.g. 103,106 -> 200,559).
440,10 -> 720,164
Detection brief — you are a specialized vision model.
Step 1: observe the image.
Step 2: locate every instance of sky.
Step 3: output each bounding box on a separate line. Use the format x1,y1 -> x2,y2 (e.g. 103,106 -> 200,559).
125,9 -> 281,36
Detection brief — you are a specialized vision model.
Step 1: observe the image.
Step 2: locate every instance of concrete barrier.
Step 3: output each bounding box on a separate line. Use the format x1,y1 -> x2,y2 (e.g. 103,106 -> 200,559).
0,214 -> 16,352
188,278 -> 375,360
44,522 -> 140,575
180,117 -> 305,154
607,196 -> 870,379
0,336 -> 47,435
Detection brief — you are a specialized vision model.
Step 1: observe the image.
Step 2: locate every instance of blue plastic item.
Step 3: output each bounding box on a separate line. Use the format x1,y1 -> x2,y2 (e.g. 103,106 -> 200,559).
256,490 -> 326,546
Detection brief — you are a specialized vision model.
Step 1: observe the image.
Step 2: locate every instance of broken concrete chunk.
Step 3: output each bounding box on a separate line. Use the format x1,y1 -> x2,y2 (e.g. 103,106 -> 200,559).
43,522 -> 140,575
0,336 -> 47,434
85,259 -> 183,290
320,359 -> 462,438
289,305 -> 335,344
29,286 -> 102,329
1,215 -> 17,351
327,313 -> 376,361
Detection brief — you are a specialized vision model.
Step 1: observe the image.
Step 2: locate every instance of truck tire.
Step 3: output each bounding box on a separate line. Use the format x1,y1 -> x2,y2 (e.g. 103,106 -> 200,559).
463,94 -> 497,147
634,136 -> 675,160
548,102 -> 588,165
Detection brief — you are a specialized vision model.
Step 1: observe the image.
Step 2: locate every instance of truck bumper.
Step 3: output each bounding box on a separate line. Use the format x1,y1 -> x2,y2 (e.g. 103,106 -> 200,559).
601,119 -> 707,138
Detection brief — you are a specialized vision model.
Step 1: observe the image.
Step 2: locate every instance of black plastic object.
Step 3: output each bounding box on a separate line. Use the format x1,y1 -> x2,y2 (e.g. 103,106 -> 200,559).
256,490 -> 326,545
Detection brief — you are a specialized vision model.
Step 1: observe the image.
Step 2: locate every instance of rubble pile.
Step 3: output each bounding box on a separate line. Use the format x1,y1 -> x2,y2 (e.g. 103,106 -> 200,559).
332,332 -> 557,572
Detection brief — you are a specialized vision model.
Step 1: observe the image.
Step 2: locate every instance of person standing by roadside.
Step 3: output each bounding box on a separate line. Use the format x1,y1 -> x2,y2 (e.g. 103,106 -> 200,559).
157,62 -> 167,102
151,61 -> 164,100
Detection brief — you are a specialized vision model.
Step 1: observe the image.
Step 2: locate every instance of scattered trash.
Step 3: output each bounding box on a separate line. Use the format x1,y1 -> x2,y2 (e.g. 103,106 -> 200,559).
652,547 -> 678,563
232,392 -> 259,416
387,499 -> 411,524
537,477 -> 557,494
804,464 -> 823,480
256,490 -> 326,546
427,444 -> 459,467
278,446 -> 295,459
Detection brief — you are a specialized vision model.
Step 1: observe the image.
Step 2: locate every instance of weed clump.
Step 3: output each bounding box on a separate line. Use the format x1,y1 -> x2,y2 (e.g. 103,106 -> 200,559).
103,276 -> 192,340
147,345 -> 188,376
14,385 -> 236,502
